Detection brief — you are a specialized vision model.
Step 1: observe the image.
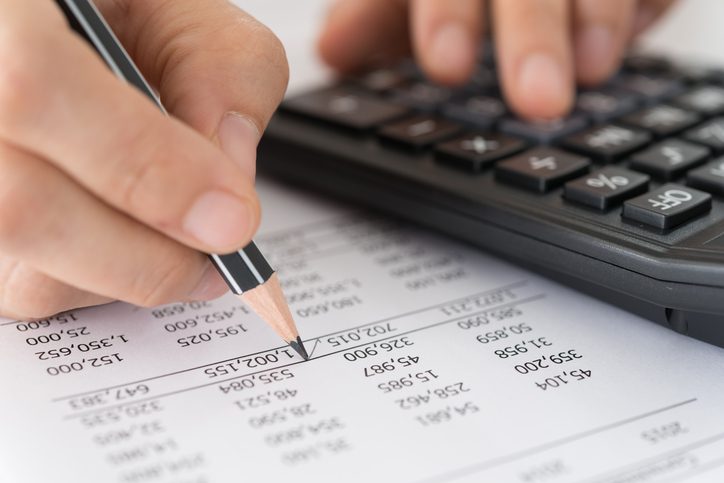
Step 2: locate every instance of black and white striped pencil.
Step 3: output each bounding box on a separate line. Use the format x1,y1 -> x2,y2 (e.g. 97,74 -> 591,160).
56,0 -> 309,360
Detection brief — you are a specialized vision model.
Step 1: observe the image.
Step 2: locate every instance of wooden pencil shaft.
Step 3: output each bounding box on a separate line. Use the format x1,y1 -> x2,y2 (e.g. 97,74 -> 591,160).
240,273 -> 299,342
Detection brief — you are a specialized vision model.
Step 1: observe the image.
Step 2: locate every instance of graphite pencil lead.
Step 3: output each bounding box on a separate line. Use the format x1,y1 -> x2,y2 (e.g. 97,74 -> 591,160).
289,336 -> 310,361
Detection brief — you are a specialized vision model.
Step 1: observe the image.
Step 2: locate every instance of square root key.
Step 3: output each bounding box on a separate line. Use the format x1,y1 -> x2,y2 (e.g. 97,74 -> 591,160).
496,147 -> 590,192
623,184 -> 712,230
629,139 -> 710,180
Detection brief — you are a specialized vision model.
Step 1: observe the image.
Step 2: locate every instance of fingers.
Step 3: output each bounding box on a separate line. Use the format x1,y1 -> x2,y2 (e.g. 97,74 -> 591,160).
0,258 -> 111,319
492,0 -> 574,120
573,0 -> 637,86
0,143 -> 228,309
98,0 -> 290,179
632,0 -> 678,36
409,0 -> 484,84
0,0 -> 260,255
317,0 -> 411,73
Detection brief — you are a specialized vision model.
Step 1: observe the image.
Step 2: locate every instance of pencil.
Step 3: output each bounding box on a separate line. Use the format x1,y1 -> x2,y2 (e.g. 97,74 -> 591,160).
55,0 -> 309,360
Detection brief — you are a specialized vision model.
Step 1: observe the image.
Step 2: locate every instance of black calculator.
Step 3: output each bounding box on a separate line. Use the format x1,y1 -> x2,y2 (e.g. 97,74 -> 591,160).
258,53 -> 724,347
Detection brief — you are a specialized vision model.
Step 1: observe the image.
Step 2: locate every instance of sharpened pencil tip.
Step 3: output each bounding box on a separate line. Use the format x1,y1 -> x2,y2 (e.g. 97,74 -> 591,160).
289,336 -> 310,361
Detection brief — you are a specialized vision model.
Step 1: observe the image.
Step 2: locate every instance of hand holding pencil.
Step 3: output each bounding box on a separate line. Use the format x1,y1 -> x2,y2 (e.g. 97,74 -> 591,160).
0,0 -> 288,319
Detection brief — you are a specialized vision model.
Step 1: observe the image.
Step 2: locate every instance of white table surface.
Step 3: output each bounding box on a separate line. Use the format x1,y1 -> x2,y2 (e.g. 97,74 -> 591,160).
234,0 -> 724,93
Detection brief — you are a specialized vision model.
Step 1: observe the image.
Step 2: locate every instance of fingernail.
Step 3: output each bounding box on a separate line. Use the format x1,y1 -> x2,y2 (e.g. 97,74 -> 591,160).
183,190 -> 255,250
218,112 -> 260,181
430,22 -> 476,79
575,25 -> 615,74
518,53 -> 569,117
189,263 -> 229,301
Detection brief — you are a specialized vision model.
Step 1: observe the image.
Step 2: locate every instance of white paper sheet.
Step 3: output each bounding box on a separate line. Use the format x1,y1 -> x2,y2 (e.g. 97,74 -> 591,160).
1,179 -> 724,483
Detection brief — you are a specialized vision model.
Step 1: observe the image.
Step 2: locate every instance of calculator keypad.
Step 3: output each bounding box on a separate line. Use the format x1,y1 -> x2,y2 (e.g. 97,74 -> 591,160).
281,55 -> 724,237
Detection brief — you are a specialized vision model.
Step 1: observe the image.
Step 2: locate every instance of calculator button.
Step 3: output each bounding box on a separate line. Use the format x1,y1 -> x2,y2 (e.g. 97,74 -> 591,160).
612,74 -> 684,104
499,116 -> 588,144
282,87 -> 409,130
674,62 -> 724,85
621,105 -> 701,138
575,89 -> 638,123
564,168 -> 649,211
673,86 -> 724,116
684,118 -> 724,153
435,133 -> 527,172
463,65 -> 498,93
687,158 -> 724,195
391,81 -> 452,112
562,124 -> 651,163
623,53 -> 672,74
629,139 -> 710,180
378,116 -> 462,149
357,68 -> 409,93
442,95 -> 507,129
623,184 -> 712,229
496,148 -> 590,192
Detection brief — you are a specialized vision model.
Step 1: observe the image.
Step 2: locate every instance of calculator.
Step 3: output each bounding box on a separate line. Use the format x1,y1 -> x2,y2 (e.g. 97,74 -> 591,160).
258,53 -> 724,348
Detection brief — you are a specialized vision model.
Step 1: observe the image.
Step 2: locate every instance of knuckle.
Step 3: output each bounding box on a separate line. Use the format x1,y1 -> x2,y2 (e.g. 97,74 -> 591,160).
0,30 -> 39,128
130,257 -> 190,307
111,124 -> 168,212
0,262 -> 62,319
225,16 -> 290,93
0,158 -> 37,251
255,25 -> 290,93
